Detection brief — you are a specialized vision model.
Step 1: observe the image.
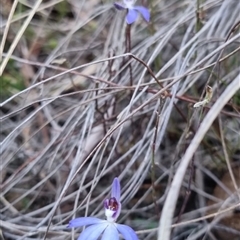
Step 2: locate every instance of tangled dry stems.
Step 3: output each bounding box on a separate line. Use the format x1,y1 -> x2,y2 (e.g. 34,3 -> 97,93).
1,0 -> 240,239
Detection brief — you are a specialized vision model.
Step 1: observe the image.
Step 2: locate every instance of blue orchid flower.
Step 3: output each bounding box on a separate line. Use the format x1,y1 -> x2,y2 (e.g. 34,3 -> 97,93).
114,0 -> 150,24
68,178 -> 138,240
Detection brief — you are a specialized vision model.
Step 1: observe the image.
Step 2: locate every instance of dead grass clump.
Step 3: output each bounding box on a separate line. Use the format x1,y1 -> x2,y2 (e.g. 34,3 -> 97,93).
1,0 -> 240,240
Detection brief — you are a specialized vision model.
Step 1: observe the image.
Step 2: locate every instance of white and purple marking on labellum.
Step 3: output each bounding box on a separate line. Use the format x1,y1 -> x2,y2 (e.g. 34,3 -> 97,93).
114,0 -> 150,24
68,178 -> 138,240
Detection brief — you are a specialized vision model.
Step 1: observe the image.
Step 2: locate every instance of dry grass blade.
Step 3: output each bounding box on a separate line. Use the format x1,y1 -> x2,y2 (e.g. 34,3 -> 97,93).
1,0 -> 240,239
0,0 -> 43,75
0,0 -> 18,62
158,75 -> 240,239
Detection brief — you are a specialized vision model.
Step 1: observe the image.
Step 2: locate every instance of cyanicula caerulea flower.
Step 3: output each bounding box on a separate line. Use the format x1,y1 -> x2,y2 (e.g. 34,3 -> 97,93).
114,0 -> 150,24
68,178 -> 138,240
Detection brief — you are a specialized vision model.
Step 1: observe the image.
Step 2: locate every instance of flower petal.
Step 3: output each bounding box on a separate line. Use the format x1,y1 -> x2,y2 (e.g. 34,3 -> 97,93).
134,6 -> 150,22
114,2 -> 126,10
116,224 -> 139,240
68,217 -> 103,228
126,9 -> 138,24
101,224 -> 119,240
77,223 -> 108,240
111,178 -> 121,202
123,0 -> 135,9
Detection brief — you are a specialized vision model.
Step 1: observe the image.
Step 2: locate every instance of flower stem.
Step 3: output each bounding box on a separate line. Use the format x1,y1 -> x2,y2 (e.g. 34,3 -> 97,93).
125,23 -> 133,86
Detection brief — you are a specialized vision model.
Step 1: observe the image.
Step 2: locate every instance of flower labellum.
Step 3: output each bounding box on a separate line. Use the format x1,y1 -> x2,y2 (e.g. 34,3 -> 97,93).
68,178 -> 138,240
114,0 -> 150,24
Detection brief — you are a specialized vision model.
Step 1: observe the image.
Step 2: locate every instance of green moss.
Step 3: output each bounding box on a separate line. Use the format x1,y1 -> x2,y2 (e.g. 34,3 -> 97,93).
0,60 -> 25,101
54,1 -> 70,19
45,37 -> 58,51
233,91 -> 240,106
25,26 -> 35,40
